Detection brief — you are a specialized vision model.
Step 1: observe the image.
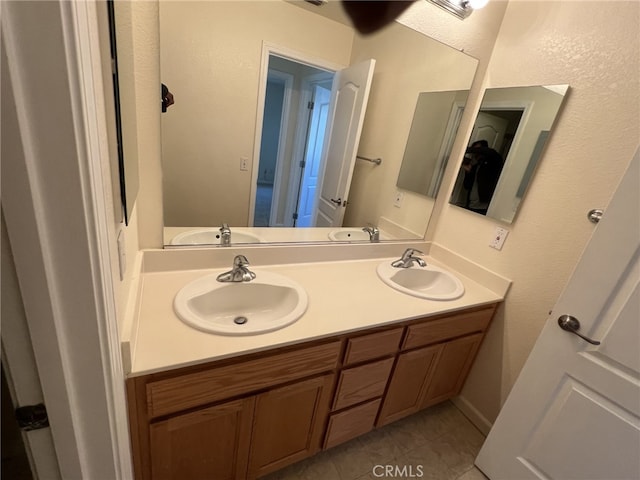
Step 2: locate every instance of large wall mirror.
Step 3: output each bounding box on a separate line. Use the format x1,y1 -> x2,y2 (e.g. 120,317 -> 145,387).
450,85 -> 569,223
117,1 -> 479,246
397,89 -> 469,198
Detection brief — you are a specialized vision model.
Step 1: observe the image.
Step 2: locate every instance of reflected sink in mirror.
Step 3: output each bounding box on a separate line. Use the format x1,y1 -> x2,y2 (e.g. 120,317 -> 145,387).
376,261 -> 464,300
170,228 -> 261,246
174,270 -> 308,335
328,228 -> 386,242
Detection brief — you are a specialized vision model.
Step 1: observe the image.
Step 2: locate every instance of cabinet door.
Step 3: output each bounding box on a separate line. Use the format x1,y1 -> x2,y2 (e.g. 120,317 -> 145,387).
149,397 -> 255,480
377,344 -> 441,427
247,374 -> 334,479
421,333 -> 483,408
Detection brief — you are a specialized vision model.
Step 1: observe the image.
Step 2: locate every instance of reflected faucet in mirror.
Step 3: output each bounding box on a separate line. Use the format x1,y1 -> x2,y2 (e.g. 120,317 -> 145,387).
362,226 -> 380,243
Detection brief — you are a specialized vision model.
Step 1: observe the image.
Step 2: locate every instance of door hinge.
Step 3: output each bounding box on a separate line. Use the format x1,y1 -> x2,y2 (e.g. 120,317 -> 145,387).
292,212 -> 299,220
299,160 -> 306,169
16,403 -> 49,431
307,101 -> 314,110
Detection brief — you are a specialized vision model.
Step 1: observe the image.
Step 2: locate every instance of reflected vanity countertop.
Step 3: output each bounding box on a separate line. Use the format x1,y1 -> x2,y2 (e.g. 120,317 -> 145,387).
163,226 -> 412,245
127,254 -> 507,377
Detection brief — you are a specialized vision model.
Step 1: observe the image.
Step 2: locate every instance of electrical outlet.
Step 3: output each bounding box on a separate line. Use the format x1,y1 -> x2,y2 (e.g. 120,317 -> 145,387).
240,157 -> 249,171
394,191 -> 404,208
489,226 -> 509,250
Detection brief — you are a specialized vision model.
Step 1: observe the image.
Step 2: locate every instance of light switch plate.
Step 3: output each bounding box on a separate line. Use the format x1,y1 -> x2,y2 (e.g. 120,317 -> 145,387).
240,157 -> 249,171
394,191 -> 404,208
489,227 -> 509,250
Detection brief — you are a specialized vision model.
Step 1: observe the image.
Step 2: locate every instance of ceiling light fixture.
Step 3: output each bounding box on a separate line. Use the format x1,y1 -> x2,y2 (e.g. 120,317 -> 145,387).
427,0 -> 489,19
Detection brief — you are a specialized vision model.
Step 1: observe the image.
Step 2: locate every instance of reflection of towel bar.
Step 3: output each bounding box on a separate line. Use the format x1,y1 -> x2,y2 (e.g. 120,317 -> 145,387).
356,155 -> 382,165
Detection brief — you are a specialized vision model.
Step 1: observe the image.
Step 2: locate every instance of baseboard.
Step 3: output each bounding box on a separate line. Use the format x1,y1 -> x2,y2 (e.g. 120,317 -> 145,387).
452,395 -> 493,436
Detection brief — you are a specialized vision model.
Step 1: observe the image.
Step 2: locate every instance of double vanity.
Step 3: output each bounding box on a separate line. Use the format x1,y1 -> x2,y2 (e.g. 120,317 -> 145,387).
124,245 -> 508,480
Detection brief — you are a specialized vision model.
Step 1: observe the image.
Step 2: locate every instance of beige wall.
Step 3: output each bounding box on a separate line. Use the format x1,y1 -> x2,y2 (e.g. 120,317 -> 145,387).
432,1 -> 640,425
159,2 -> 353,227
344,22 -> 478,235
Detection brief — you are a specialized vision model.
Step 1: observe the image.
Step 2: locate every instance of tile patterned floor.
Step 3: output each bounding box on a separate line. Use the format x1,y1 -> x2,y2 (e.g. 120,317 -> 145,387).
262,401 -> 488,480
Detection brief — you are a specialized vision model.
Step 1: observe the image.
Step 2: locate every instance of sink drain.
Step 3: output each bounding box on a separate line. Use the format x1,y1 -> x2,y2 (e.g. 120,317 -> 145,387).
234,316 -> 248,325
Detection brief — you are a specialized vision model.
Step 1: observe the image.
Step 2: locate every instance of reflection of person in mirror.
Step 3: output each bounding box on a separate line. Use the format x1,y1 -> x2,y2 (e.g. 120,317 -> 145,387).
462,140 -> 504,215
161,83 -> 174,113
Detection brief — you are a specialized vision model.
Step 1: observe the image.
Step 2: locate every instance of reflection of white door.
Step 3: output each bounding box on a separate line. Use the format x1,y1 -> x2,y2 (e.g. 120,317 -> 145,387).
315,59 -> 375,227
297,83 -> 331,227
476,151 -> 640,480
470,112 -> 508,149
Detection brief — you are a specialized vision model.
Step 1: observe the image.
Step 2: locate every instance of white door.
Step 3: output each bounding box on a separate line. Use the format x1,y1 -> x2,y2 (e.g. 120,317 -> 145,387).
297,83 -> 331,227
476,150 -> 640,480
315,59 -> 375,227
470,111 -> 508,149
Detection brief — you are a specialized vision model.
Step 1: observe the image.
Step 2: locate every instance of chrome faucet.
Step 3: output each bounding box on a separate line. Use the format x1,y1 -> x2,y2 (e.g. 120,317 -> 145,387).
219,223 -> 231,246
216,255 -> 256,283
362,226 -> 380,243
391,248 -> 426,268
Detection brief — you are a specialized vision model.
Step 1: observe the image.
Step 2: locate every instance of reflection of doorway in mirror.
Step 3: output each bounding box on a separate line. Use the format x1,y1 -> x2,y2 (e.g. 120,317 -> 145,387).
451,109 -> 524,213
252,55 -> 334,228
296,82 -> 332,227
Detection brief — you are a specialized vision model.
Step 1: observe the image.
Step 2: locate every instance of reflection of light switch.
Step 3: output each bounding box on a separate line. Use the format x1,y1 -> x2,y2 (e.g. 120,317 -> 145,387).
489,227 -> 509,250
394,191 -> 404,208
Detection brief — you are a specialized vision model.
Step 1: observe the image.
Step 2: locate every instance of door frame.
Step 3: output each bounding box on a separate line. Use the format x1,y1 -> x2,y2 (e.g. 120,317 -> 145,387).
249,42 -> 345,226
428,100 -> 467,198
2,1 -> 132,478
262,69 -> 294,227
472,100 -> 531,219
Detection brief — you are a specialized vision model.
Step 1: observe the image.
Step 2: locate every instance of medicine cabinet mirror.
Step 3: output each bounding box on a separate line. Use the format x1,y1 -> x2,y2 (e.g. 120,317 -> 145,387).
450,84 -> 569,223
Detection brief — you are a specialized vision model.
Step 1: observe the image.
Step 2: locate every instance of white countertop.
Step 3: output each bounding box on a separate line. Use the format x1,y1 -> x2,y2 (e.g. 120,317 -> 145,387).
128,255 -> 505,377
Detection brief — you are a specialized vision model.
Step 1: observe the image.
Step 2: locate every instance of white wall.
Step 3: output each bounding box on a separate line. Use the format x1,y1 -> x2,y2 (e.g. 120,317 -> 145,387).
432,1 -> 640,426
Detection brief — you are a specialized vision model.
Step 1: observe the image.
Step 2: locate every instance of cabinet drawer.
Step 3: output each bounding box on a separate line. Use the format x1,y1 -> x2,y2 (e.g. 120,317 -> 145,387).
146,341 -> 341,418
402,306 -> 495,350
324,399 -> 381,450
343,328 -> 403,365
332,357 -> 394,411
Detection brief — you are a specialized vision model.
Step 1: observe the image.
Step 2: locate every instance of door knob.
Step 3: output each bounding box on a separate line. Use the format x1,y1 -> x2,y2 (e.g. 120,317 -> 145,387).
330,197 -> 342,205
557,315 -> 601,345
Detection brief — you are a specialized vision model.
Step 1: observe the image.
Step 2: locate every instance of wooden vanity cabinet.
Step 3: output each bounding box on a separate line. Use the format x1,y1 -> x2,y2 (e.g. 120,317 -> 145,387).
127,304 -> 498,480
376,344 -> 441,426
127,341 -> 341,480
323,328 -> 402,449
149,397 -> 255,480
377,306 -> 495,427
247,374 -> 334,479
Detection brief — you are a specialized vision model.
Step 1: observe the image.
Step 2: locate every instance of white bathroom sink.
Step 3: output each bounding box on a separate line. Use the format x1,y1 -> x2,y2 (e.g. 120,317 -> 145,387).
171,228 -> 261,245
328,228 -> 371,241
173,270 -> 308,335
376,261 -> 464,301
